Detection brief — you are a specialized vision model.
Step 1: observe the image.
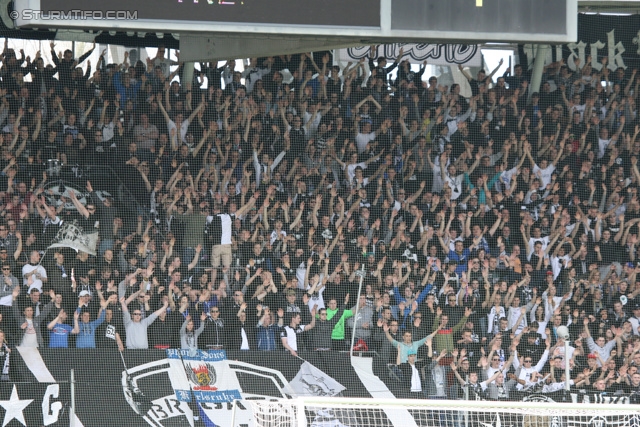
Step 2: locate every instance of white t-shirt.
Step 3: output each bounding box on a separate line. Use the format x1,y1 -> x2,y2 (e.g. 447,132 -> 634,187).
532,163 -> 555,188
153,57 -> 175,78
22,264 -> 46,293
444,173 -> 464,200
598,137 -> 611,159
281,325 -> 305,352
410,364 -> 422,392
168,119 -> 191,145
22,319 -> 38,347
356,132 -> 376,153
528,236 -> 550,257
346,162 -> 367,182
307,287 -> 325,311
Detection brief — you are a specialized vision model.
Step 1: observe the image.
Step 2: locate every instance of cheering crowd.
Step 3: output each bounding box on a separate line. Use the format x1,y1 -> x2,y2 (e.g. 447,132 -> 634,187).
0,39 -> 637,400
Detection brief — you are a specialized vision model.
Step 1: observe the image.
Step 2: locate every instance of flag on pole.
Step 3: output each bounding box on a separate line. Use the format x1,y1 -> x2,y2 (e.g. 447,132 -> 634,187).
48,220 -> 98,256
288,361 -> 345,397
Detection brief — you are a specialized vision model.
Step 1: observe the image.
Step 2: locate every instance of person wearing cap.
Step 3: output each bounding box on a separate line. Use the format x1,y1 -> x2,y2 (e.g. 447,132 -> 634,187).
584,352 -> 602,380
76,287 -> 101,320
74,299 -> 108,349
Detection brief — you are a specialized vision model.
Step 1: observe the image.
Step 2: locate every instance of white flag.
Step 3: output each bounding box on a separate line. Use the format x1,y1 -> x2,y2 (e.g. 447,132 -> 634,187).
288,361 -> 345,397
48,220 -> 98,256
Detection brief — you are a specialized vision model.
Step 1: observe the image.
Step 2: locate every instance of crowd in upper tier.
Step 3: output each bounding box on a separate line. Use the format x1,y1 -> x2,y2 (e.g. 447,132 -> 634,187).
0,39 -> 637,398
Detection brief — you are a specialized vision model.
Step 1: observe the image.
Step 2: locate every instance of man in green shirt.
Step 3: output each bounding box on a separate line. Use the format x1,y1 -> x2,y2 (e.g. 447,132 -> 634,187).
326,296 -> 353,351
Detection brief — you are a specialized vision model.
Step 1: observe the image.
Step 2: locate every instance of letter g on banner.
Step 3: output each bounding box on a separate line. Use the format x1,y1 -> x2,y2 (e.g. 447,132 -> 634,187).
42,384 -> 62,425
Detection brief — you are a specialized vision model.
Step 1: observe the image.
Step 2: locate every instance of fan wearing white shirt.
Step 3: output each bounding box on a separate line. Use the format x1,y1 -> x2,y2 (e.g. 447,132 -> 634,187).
355,120 -> 379,154
441,159 -> 479,201
523,142 -> 563,188
628,304 -> 640,336
597,120 -> 624,159
158,97 -> 205,145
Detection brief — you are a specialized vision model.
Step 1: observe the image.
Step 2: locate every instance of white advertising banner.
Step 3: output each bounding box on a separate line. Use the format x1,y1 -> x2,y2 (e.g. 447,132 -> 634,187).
337,44 -> 482,67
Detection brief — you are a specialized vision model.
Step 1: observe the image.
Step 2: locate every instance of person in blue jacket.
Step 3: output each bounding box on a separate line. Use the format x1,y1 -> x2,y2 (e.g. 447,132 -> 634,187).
74,301 -> 107,348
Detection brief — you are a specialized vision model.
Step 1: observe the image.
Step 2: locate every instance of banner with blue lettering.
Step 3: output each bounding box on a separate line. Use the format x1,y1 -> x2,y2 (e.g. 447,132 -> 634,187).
166,349 -> 242,404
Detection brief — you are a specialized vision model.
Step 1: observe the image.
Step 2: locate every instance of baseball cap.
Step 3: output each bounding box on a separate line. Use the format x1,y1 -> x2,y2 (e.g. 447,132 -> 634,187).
78,290 -> 90,297
587,353 -> 597,359
407,349 -> 417,356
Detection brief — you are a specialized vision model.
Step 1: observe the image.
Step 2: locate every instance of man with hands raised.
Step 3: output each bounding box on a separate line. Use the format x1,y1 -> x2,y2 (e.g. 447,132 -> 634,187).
383,320 -> 441,363
281,305 -> 317,357
120,296 -> 168,349
74,298 -> 108,348
432,306 -> 472,354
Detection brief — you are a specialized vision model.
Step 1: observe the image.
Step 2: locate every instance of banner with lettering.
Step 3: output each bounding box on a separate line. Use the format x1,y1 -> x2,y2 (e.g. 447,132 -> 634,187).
166,349 -> 243,404
524,14 -> 640,72
8,348 -> 634,427
336,44 -> 483,67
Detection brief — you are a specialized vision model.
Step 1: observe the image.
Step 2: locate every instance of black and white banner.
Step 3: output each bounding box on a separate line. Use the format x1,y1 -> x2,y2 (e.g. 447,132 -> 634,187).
524,14 -> 640,72
336,43 -> 482,67
6,347 -> 635,427
11,347 -> 361,427
0,383 -> 69,427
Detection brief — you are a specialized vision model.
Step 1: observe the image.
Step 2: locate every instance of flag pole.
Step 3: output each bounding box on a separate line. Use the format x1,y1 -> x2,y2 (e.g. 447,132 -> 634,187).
349,264 -> 367,357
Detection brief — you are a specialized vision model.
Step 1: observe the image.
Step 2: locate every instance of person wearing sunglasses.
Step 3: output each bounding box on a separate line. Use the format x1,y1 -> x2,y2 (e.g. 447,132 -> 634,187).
0,263 -> 18,304
511,334 -> 551,390
120,295 -> 169,349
